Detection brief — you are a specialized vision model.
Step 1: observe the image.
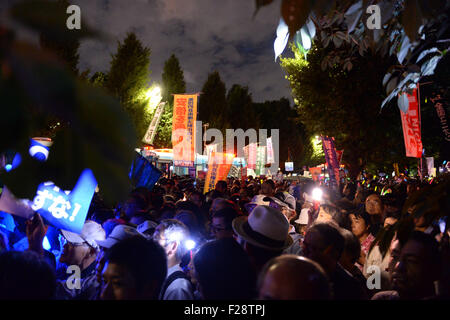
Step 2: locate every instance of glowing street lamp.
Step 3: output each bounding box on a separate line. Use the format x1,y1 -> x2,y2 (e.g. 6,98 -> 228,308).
146,86 -> 162,112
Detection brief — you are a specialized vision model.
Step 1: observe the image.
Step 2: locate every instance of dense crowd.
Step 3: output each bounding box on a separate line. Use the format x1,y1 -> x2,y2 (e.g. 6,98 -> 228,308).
0,172 -> 449,300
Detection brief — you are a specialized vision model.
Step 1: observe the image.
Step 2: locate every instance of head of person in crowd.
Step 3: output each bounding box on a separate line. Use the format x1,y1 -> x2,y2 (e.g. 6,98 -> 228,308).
188,191 -> 205,209
342,182 -> 357,201
353,188 -> 370,206
210,207 -> 238,240
100,236 -> 167,300
261,179 -> 275,197
339,229 -> 362,273
391,231 -> 441,299
258,254 -> 331,300
174,210 -> 201,241
153,219 -> 191,269
59,220 -> 105,272
349,208 -> 372,243
210,198 -> 234,217
194,238 -> 257,300
0,251 -> 56,299
159,202 -> 176,221
121,192 -> 148,221
137,220 -> 159,238
384,210 -> 401,228
316,204 -> 351,231
215,180 -> 228,195
160,178 -> 175,194
232,205 -> 292,274
95,224 -> 144,284
365,193 -> 384,217
302,222 -> 345,276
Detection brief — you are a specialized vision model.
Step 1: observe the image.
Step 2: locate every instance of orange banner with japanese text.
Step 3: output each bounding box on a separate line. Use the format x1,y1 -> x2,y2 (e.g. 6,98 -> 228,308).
172,94 -> 198,166
400,89 -> 422,158
203,152 -> 235,194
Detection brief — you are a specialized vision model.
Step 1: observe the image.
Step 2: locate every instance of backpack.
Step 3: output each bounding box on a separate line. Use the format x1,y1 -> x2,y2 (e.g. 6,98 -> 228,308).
159,270 -> 193,300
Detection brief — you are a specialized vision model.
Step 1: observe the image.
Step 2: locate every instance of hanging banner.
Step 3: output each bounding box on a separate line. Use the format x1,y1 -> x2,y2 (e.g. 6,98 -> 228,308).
203,152 -> 234,194
400,89 -> 422,158
142,102 -> 166,145
244,143 -> 257,170
419,82 -> 450,161
309,167 -> 321,181
172,94 -> 198,167
266,137 -> 274,164
426,157 -> 434,177
256,146 -> 266,176
393,163 -> 400,177
336,150 -> 344,164
321,136 -> 340,188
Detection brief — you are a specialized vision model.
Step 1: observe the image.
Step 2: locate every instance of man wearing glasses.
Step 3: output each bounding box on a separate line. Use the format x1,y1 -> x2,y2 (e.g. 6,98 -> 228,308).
56,220 -> 106,300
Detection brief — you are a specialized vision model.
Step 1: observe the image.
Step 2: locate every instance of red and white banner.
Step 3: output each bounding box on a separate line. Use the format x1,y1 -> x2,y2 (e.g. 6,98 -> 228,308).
172,94 -> 198,167
400,89 -> 422,158
266,137 -> 274,164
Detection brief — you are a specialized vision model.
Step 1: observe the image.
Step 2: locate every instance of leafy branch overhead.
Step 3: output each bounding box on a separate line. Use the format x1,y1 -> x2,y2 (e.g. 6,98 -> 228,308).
259,0 -> 450,111
0,0 -> 137,205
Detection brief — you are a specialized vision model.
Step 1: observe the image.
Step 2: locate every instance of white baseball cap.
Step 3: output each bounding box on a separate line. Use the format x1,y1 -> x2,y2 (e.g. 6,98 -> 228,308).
96,224 -> 143,249
60,220 -> 105,249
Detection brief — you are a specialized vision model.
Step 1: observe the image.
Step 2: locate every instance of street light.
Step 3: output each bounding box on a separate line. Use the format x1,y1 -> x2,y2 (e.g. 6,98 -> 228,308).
146,86 -> 162,112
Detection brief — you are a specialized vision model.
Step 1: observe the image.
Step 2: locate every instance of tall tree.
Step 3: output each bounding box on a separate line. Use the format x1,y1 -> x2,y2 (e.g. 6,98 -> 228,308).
254,98 -> 306,171
39,0 -> 80,75
161,54 -> 186,105
198,71 -> 230,137
153,54 -> 186,148
280,43 -> 406,178
107,32 -> 151,138
226,84 -> 259,130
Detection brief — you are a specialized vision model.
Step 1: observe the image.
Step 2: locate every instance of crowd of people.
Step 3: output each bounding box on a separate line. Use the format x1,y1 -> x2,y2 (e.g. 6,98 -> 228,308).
0,171 -> 449,300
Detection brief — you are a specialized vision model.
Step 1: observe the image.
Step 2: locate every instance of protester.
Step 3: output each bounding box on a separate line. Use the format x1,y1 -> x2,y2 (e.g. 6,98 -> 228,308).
0,250 -> 56,299
153,219 -> 195,300
373,231 -> 442,300
258,254 -> 331,300
232,205 -> 293,274
194,238 -> 256,299
302,222 -> 367,300
100,236 -> 167,300
209,207 -> 238,240
56,220 -> 106,300
349,208 -> 375,269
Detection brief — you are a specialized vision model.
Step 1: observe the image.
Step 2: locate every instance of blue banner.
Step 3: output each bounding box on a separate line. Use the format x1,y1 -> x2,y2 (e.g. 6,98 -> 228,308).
31,169 -> 97,234
129,152 -> 162,190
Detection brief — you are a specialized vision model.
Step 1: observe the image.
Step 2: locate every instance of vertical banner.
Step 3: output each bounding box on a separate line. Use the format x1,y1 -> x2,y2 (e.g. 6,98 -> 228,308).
266,137 -> 274,164
419,82 -> 450,161
426,157 -> 434,177
400,89 -> 422,158
393,163 -> 400,177
336,150 -> 344,164
172,94 -> 198,167
321,136 -> 340,188
256,146 -> 266,176
309,167 -> 321,181
248,143 -> 257,170
142,102 -> 166,144
203,152 -> 234,194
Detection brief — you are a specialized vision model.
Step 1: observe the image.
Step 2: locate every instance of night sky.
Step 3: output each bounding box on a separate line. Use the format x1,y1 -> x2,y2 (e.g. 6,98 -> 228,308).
1,0 -> 294,103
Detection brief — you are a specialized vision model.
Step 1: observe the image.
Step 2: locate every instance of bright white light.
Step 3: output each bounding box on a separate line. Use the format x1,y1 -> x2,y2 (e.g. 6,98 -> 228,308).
170,166 -> 174,171
167,231 -> 183,242
146,86 -> 162,111
185,240 -> 196,250
42,236 -> 51,250
312,188 -> 323,201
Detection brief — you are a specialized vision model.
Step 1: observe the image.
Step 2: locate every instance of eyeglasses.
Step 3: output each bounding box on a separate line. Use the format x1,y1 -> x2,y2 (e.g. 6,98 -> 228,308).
209,224 -> 228,232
